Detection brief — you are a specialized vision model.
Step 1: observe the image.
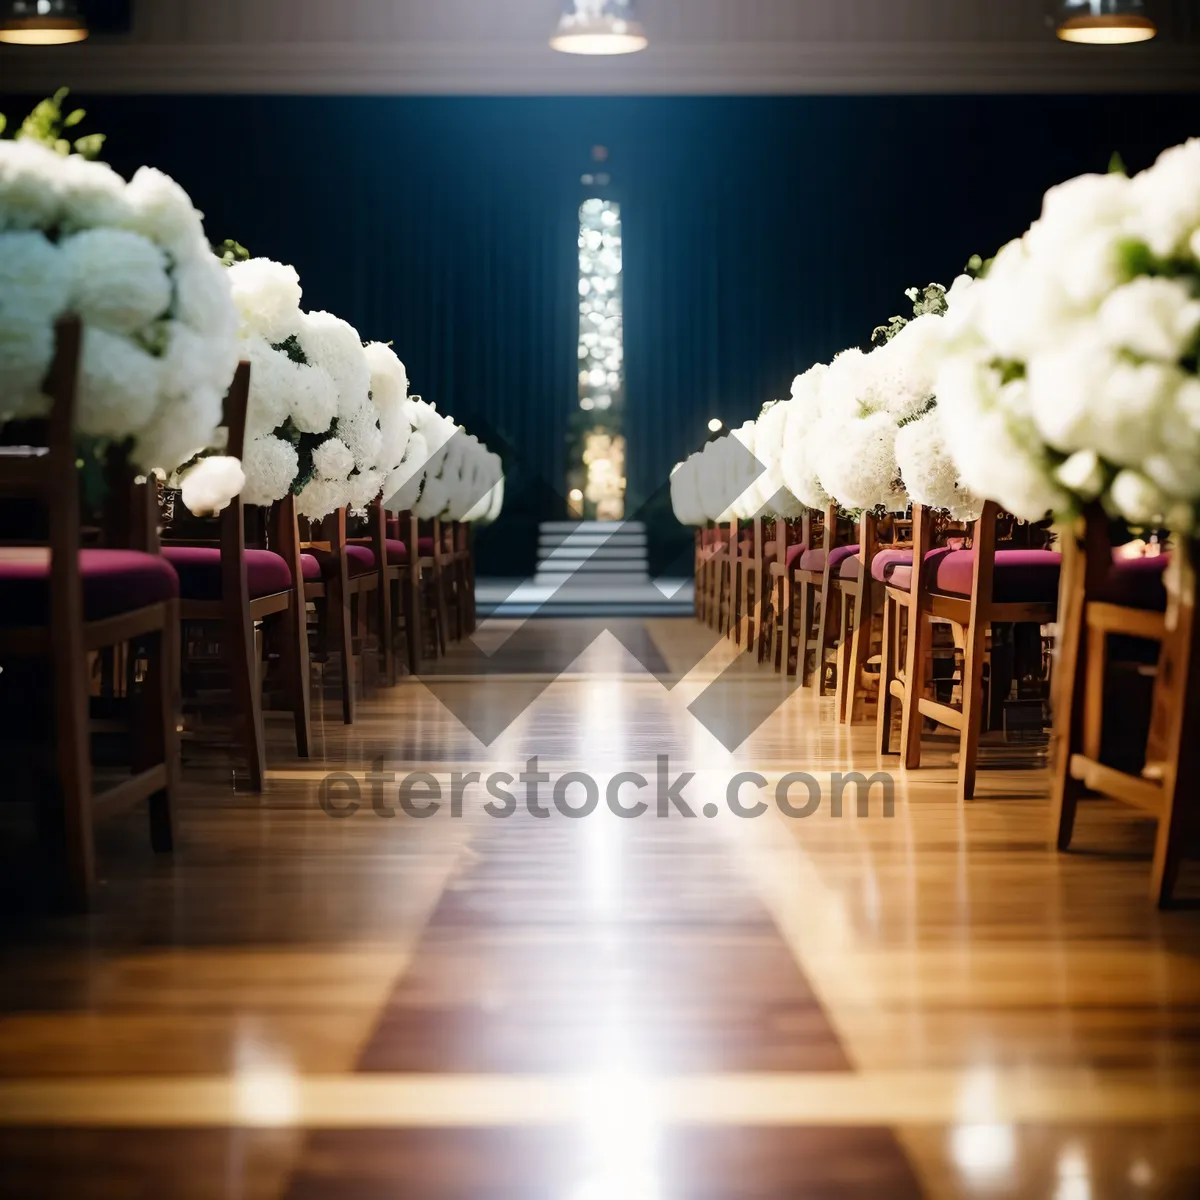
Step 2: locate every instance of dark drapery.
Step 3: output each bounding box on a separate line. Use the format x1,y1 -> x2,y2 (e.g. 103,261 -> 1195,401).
6,92 -> 1198,572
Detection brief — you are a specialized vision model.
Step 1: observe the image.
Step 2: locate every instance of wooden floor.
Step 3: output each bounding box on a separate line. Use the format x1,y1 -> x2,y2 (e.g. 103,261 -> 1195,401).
2,617 -> 1200,1198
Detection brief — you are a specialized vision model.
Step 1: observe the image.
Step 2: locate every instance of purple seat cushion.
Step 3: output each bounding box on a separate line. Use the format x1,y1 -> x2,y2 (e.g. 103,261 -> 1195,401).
300,553 -> 322,582
871,548 -> 914,583
765,541 -> 808,567
307,545 -> 376,578
800,544 -> 859,574
162,546 -> 292,601
0,548 -> 179,624
1098,552 -> 1170,612
887,548 -> 1060,603
348,537 -> 409,565
418,537 -> 435,557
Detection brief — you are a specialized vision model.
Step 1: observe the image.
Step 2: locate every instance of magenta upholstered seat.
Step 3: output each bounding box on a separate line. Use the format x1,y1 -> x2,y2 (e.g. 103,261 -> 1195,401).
306,545 -> 376,578
870,548 -> 914,583
0,548 -> 178,624
300,553 -> 322,582
800,544 -> 859,574
887,548 -> 1061,603
765,541 -> 808,567
349,537 -> 409,565
162,546 -> 292,601
419,537 -> 435,557
1097,553 -> 1171,612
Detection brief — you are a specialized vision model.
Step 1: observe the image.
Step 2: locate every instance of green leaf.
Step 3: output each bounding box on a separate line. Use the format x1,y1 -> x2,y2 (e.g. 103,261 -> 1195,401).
73,132 -> 106,159
54,138 -> 70,155
63,107 -> 86,128
52,86 -> 70,105
1108,150 -> 1127,176
0,114 -> 7,137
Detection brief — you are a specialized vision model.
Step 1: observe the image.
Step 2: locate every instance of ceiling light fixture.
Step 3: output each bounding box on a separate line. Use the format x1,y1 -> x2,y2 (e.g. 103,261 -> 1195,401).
0,0 -> 88,45
1056,1 -> 1156,45
551,0 -> 648,56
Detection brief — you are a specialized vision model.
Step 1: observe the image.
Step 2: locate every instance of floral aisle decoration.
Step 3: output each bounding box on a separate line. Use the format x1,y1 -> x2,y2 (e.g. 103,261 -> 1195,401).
749,399 -> 806,519
780,364 -> 832,509
881,281 -> 983,521
0,95 -> 242,514
813,347 -> 908,514
935,140 -> 1200,530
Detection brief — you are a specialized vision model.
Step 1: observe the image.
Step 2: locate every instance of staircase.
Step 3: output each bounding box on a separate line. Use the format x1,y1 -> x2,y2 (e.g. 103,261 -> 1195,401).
535,521 -> 649,590
474,520 -> 694,618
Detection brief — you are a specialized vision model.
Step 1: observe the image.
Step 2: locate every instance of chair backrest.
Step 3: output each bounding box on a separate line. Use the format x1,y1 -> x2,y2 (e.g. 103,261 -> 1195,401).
0,317 -> 87,631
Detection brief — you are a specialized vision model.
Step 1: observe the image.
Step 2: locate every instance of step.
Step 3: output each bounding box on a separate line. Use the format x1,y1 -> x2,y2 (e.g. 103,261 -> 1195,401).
537,535 -> 648,552
535,544 -> 648,561
536,558 -> 650,574
533,573 -> 653,589
540,521 -> 645,535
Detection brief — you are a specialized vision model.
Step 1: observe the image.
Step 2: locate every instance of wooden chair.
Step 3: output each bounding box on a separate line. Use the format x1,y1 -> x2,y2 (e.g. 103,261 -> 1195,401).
808,508 -> 863,694
0,316 -> 180,908
160,363 -> 311,790
878,502 -> 1060,802
733,516 -> 766,652
296,506 -> 378,724
833,514 -> 914,725
764,513 -> 813,673
350,498 -> 420,683
1051,507 -> 1195,906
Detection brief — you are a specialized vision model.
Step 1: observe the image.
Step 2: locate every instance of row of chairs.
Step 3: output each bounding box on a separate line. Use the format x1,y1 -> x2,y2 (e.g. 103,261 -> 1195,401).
693,496 -> 1197,906
0,319 -> 476,908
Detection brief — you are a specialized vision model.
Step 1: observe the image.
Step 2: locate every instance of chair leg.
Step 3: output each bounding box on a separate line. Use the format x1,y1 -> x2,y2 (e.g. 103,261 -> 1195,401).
228,604 -> 267,790
773,573 -> 789,674
379,567 -> 396,688
878,594 -> 898,754
817,584 -> 839,697
135,609 -> 181,853
844,582 -> 875,726
332,575 -> 355,725
404,569 -> 421,674
433,565 -> 449,657
834,589 -> 854,713
957,617 -> 991,802
900,598 -> 929,771
796,578 -> 814,682
282,590 -> 312,758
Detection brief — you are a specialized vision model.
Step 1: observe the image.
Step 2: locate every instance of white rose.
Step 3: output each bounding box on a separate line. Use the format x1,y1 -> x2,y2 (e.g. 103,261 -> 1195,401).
1110,469 -> 1167,525
179,455 -> 245,516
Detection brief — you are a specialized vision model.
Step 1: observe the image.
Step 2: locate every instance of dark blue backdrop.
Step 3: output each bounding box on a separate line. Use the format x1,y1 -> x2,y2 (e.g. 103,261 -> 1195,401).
8,92 -> 1197,571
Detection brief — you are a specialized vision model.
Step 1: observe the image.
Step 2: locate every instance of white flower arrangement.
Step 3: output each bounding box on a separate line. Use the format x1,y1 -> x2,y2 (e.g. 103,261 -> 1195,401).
0,139 -> 241,513
814,348 -> 907,514
749,400 -> 805,518
936,139 -> 1200,531
780,364 -> 831,509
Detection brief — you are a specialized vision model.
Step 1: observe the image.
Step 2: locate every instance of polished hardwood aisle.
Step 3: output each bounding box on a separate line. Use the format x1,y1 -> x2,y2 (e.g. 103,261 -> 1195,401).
1,619 -> 1200,1198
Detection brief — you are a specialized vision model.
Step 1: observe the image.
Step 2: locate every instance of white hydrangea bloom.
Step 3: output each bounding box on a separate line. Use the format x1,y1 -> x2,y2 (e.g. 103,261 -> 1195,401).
226,259 -> 303,343
295,476 -> 350,521
894,407 -> 981,521
311,437 -> 355,481
298,310 -> 371,422
1097,277 -> 1200,362
241,434 -> 300,507
0,140 -> 64,231
77,326 -> 162,438
0,231 -> 71,320
62,228 -> 172,335
135,384 -> 223,475
780,363 -> 830,509
123,165 -> 208,261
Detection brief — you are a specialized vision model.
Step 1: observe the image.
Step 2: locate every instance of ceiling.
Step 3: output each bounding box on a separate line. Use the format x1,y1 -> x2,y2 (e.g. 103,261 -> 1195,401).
2,0 -> 1197,94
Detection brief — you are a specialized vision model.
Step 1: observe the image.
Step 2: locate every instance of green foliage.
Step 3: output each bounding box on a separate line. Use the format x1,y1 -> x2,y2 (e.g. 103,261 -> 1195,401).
897,398 -> 937,429
277,417 -> 338,495
0,87 -> 106,160
272,334 -> 308,366
216,239 -> 251,266
1109,150 -> 1128,176
965,252 -> 993,279
872,282 -> 950,346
